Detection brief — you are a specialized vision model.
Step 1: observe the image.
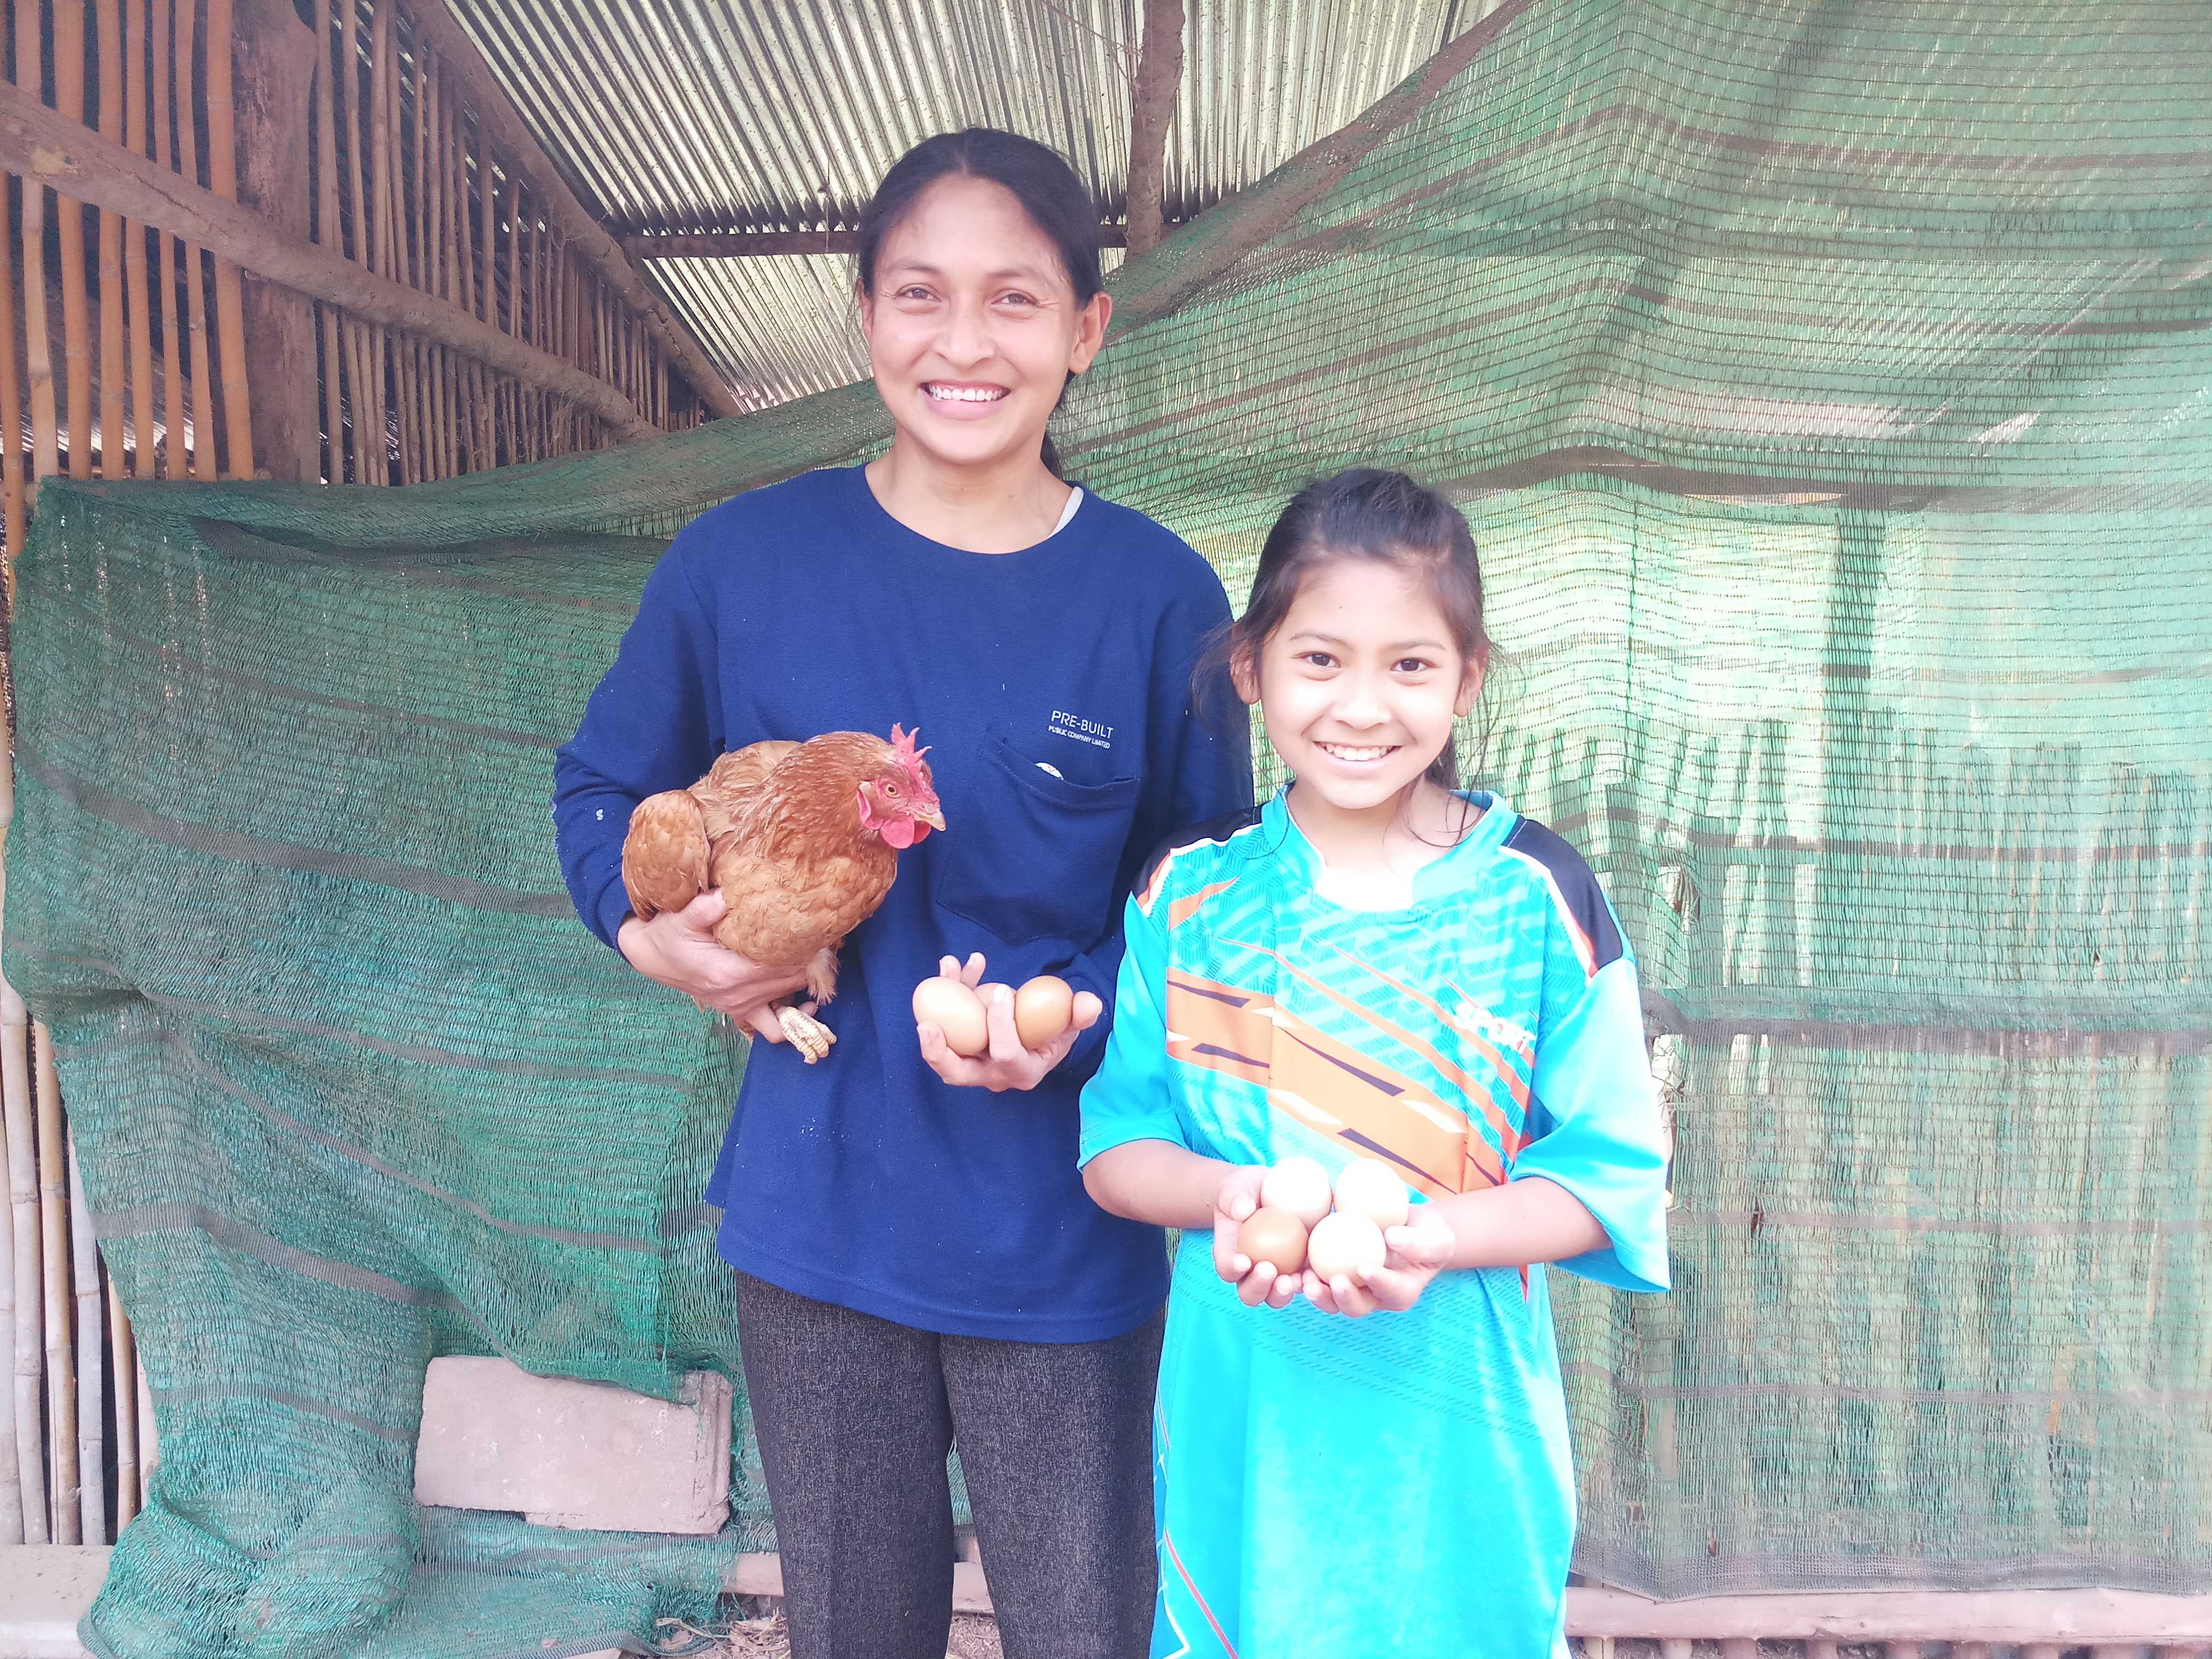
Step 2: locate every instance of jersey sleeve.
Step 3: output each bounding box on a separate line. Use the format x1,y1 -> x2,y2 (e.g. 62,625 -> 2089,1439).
1077,891 -> 1188,1165
1509,907 -> 1672,1294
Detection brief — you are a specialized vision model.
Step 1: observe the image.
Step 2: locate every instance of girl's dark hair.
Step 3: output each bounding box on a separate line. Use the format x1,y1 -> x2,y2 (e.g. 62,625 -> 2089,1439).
854,129 -> 1103,477
1214,468 -> 1491,791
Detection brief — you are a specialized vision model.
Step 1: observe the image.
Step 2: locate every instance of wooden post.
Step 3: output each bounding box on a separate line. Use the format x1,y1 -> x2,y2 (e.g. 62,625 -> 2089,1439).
311,42 -> 342,481
231,0 -> 317,480
121,0 -> 155,476
1,968 -> 42,1541
95,0 -> 126,476
34,1021 -> 76,1543
0,145 -> 24,563
150,0 -> 184,477
54,0 -> 94,480
136,1350 -> 154,1509
18,0 -> 59,489
0,1077 -> 14,1545
66,1134 -> 103,1543
204,0 -> 253,477
364,0 -> 391,480
171,0 -> 214,479
1124,0 -> 1184,259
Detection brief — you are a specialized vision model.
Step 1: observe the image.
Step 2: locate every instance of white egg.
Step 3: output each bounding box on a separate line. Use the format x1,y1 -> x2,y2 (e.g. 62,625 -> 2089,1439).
1305,1211 -> 1387,1287
1258,1156 -> 1334,1228
1332,1158 -> 1410,1230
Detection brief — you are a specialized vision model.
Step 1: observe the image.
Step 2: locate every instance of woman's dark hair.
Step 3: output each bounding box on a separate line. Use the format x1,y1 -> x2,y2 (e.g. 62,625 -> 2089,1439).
853,129 -> 1103,477
1213,468 -> 1491,791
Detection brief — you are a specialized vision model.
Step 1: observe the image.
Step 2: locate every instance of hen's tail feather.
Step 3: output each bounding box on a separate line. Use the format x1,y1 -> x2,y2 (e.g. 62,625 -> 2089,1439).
622,789 -> 712,920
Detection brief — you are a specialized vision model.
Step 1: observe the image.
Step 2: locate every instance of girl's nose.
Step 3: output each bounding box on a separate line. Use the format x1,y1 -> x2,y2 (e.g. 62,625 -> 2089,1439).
1336,685 -> 1388,727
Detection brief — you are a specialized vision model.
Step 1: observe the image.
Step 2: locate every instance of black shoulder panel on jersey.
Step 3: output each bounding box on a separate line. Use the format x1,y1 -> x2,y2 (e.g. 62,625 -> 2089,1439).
1501,816 -> 1624,971
1136,803 -> 1267,896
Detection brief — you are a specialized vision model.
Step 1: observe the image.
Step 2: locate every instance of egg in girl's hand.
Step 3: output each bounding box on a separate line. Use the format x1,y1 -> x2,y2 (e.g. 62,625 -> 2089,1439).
1236,1206 -> 1309,1275
1258,1156 -> 1334,1229
912,976 -> 990,1058
1012,975 -> 1075,1049
1332,1158 -> 1411,1230
1306,1211 -> 1387,1287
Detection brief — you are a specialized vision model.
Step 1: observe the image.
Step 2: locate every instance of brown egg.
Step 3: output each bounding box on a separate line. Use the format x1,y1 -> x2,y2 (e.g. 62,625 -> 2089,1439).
911,976 -> 990,1057
1013,975 -> 1075,1049
1236,1206 -> 1309,1275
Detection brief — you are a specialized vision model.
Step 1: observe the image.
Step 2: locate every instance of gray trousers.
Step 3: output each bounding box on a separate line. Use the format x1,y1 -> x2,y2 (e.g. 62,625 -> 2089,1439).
734,1272 -> 1162,1659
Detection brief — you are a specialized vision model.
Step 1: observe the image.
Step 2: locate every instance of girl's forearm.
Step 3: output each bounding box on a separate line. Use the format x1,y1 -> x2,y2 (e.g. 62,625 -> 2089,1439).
1431,1176 -> 1611,1271
1082,1139 -> 1231,1230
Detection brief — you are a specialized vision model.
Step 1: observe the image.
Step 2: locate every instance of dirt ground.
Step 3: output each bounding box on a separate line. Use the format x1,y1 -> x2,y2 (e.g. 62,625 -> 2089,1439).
694,1608 -> 1003,1658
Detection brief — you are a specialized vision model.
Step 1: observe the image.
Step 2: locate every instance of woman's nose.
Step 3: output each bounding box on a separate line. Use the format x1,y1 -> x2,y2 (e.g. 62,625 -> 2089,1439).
937,299 -> 991,366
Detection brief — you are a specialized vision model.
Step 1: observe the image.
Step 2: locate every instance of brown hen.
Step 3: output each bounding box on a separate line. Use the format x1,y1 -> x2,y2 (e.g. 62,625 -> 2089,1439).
622,726 -> 945,1061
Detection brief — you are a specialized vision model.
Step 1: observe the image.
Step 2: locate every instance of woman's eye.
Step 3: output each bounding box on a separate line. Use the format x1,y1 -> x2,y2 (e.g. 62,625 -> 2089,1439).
996,291 -> 1038,309
896,286 -> 934,302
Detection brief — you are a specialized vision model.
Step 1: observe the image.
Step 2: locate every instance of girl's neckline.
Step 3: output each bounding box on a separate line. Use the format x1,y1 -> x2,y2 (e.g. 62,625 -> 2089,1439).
851,462 -> 1085,558
1267,787 -> 1514,913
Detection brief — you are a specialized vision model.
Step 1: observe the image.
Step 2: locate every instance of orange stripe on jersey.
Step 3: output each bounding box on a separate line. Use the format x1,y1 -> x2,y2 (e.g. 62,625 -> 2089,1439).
1167,879 -> 1239,930
1221,934 -> 1521,1170
1164,974 -> 1273,1090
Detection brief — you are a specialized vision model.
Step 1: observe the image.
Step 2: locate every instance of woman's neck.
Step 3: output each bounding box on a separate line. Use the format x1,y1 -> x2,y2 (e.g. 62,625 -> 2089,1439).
865,440 -> 1073,555
1285,777 -> 1477,878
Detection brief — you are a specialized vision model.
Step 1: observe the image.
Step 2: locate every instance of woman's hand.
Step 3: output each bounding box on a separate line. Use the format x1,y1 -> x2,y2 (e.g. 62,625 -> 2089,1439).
916,952 -> 1103,1092
617,892 -> 812,1046
1303,1207 -> 1458,1318
1210,1164 -> 1299,1310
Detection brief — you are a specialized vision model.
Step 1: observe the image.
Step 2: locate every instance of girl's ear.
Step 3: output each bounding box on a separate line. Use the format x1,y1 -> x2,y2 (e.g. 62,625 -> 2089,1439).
1067,291 -> 1114,376
1228,638 -> 1261,707
1454,646 -> 1490,718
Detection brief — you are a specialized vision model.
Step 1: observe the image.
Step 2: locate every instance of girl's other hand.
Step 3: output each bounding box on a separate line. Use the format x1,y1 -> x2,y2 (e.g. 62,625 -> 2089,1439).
917,953 -> 1103,1093
1210,1165 -> 1298,1310
617,892 -> 812,1041
1303,1206 -> 1457,1318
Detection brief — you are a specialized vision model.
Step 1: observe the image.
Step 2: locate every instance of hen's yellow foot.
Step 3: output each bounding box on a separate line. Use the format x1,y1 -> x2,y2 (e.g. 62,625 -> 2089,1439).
778,1005 -> 837,1064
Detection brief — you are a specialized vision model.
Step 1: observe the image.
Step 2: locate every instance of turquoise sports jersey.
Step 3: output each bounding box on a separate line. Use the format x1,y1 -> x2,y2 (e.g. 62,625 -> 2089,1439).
1079,790 -> 1670,1659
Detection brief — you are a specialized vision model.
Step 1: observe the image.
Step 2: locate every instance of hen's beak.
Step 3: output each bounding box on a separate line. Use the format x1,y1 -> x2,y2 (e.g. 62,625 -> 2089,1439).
917,804 -> 947,833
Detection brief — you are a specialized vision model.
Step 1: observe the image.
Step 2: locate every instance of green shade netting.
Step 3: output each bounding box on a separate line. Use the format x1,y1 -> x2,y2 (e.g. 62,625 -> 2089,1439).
5,1 -> 2208,1652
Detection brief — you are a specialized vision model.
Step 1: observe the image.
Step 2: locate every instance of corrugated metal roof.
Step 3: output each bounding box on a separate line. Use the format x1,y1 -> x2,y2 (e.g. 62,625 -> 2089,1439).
449,0 -> 1500,409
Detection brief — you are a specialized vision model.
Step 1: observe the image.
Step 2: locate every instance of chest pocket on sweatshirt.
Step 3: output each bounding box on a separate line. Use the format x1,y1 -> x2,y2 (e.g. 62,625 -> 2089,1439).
937,732 -> 1142,948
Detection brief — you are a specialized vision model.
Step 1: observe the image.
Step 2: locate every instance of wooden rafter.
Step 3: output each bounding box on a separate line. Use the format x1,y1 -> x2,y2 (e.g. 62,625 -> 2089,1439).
1124,0 -> 1185,259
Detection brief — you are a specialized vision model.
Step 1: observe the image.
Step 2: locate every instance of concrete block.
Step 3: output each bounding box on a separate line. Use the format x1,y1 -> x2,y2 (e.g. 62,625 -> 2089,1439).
0,1544 -> 108,1658
414,1356 -> 730,1535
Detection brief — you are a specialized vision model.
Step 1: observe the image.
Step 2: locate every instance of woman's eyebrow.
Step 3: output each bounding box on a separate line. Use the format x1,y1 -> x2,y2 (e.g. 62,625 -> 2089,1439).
883,257 -> 1058,285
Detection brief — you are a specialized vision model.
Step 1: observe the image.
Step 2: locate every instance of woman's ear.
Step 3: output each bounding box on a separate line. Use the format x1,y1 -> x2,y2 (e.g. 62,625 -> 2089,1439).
856,280 -> 876,342
1067,291 -> 1114,376
1229,639 -> 1261,707
1454,646 -> 1490,718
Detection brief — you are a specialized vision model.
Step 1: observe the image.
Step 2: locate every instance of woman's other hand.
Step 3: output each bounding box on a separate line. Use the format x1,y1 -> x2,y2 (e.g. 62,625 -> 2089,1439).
1302,1206 -> 1458,1318
916,952 -> 1103,1092
617,891 -> 812,1045
1210,1164 -> 1298,1310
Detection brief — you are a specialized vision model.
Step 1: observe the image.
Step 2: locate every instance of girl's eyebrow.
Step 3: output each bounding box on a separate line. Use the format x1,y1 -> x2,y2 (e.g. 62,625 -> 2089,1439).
1286,629 -> 1449,652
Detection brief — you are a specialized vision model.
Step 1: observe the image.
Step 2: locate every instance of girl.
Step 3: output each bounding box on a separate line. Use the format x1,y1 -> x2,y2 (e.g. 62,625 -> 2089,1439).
553,131 -> 1251,1659
1079,470 -> 1670,1659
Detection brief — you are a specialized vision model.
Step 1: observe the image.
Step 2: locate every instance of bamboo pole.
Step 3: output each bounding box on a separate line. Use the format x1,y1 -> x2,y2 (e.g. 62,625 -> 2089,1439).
150,0 -> 183,477
19,0 -> 59,489
364,0 -> 391,482
66,1134 -> 103,1543
95,0 -> 126,476
121,0 -> 154,476
34,1021 -> 77,1543
474,113 -> 491,465
203,0 -> 251,477
312,44 -> 341,481
1,970 -> 40,1541
398,35 -> 423,484
0,751 -> 20,1544
135,1349 -> 153,1509
170,0 -> 213,479
0,1068 -> 15,1545
108,1277 -> 134,1529
55,0 -> 94,481
0,141 -> 25,565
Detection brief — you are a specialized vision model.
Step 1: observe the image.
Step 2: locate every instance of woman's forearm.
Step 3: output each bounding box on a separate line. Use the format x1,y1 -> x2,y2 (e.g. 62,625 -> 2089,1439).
1430,1175 -> 1611,1271
1082,1139 -> 1231,1230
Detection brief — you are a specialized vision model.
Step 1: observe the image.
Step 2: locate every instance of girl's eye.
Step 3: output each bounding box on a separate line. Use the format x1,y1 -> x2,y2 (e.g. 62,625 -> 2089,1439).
1395,658 -> 1434,675
1299,652 -> 1337,670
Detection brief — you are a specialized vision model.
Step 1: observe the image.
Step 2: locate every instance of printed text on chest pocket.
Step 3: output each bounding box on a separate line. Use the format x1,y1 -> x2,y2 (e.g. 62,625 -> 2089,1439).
936,733 -> 1142,947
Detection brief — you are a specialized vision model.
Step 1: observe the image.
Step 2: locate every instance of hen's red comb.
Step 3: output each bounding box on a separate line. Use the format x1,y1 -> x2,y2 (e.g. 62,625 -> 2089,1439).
890,722 -> 931,761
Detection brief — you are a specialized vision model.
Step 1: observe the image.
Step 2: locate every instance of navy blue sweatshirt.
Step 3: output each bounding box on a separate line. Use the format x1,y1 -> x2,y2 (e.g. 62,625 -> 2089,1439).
553,466 -> 1251,1340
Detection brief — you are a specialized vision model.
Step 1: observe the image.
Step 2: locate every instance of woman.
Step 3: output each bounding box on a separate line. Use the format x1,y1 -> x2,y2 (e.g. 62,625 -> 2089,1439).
552,129 -> 1251,1659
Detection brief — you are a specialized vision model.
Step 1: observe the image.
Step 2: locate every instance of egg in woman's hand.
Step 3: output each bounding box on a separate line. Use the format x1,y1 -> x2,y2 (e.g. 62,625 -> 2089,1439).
1332,1158 -> 1411,1230
1258,1156 -> 1334,1229
1236,1206 -> 1309,1275
1306,1211 -> 1387,1287
911,976 -> 990,1057
1012,975 -> 1075,1049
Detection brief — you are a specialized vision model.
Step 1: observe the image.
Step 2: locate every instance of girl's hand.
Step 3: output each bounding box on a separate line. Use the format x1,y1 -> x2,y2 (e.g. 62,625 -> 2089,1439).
917,953 -> 1103,1093
1210,1165 -> 1299,1310
1303,1206 -> 1458,1318
617,892 -> 813,1045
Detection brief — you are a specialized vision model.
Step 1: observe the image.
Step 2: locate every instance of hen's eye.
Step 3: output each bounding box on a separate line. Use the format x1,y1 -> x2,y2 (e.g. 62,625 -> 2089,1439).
885,782 -> 902,797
